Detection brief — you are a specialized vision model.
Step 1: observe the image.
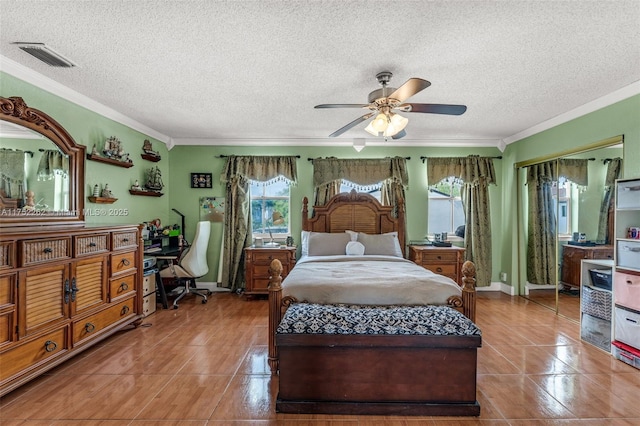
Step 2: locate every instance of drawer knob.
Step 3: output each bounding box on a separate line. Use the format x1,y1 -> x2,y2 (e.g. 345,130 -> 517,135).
121,258 -> 131,266
119,282 -> 129,292
43,247 -> 53,253
437,255 -> 442,260
84,322 -> 96,333
123,238 -> 129,242
436,267 -> 443,272
121,305 -> 130,316
44,340 -> 58,352
89,242 -> 97,247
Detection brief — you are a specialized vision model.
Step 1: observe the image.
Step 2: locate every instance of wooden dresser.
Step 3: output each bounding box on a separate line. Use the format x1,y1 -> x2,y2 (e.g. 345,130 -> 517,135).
408,245 -> 466,286
561,244 -> 613,288
0,224 -> 143,397
244,246 -> 296,299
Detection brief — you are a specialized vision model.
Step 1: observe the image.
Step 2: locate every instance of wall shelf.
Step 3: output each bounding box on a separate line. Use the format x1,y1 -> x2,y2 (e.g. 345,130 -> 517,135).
129,189 -> 163,197
86,153 -> 134,168
141,153 -> 161,162
88,196 -> 117,204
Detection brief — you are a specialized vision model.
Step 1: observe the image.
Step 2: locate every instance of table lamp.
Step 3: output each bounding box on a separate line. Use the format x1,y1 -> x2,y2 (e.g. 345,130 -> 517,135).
264,211 -> 285,247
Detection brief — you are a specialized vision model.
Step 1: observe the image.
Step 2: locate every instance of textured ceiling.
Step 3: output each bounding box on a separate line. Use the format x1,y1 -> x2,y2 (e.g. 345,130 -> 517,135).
1,0 -> 639,149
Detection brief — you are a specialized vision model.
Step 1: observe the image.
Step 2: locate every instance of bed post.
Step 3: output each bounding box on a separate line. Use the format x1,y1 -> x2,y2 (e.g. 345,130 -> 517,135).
461,260 -> 477,322
268,258 -> 284,374
302,196 -> 309,230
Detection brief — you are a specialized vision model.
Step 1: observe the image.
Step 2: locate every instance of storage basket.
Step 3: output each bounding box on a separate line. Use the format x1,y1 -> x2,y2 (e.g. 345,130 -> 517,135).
589,268 -> 612,290
580,312 -> 611,352
581,285 -> 612,321
612,340 -> 640,370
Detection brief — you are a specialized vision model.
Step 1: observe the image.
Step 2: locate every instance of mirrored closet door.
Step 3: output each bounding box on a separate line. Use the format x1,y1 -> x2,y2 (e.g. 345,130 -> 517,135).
516,137 -> 623,321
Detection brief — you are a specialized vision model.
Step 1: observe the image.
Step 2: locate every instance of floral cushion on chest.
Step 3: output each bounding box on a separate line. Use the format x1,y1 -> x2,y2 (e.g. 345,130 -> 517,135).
277,303 -> 481,336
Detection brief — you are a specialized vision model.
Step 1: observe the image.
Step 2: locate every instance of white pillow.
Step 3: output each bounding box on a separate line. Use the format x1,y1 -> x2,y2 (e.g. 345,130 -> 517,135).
357,232 -> 403,257
301,230 -> 310,256
307,232 -> 353,256
346,241 -> 365,256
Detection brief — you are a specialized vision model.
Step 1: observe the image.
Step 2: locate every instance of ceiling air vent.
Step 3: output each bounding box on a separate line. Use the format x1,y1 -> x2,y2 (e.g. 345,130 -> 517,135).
13,42 -> 76,67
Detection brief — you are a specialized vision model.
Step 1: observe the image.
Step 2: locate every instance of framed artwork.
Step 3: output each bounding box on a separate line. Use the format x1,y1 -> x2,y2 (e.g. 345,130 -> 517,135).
191,173 -> 212,188
200,197 -> 225,222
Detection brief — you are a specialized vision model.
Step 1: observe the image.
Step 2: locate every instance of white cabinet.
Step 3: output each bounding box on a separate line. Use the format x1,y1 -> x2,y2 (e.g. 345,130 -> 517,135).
612,177 -> 640,366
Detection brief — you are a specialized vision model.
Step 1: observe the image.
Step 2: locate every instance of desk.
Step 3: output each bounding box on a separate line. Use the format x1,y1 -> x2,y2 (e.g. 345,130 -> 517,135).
144,236 -> 182,309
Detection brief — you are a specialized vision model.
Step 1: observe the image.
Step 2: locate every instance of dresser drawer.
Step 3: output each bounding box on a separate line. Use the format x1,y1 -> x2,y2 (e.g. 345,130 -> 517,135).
0,242 -> 15,270
0,327 -> 68,382
421,251 -> 459,263
111,251 -> 136,275
424,263 -> 457,276
251,250 -> 292,265
74,233 -> 109,257
21,237 -> 71,266
110,273 -> 137,301
112,231 -> 138,250
72,298 -> 136,345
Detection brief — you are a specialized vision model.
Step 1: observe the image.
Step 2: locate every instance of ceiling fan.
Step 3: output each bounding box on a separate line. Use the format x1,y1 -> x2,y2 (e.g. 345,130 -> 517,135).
315,71 -> 467,139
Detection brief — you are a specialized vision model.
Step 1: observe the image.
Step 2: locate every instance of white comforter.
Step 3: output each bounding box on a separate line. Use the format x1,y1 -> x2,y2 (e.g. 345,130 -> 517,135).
282,255 -> 462,305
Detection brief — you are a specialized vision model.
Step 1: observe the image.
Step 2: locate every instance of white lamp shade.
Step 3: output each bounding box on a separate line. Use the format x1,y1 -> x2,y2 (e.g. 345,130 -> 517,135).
383,113 -> 408,137
370,113 -> 388,132
364,122 -> 381,136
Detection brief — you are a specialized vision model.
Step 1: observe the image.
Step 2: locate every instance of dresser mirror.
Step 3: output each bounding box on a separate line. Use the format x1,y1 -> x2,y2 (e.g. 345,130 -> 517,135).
0,96 -> 85,226
516,136 -> 623,320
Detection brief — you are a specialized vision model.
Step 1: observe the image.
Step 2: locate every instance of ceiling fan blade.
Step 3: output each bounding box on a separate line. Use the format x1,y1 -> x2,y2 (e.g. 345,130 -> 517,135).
391,129 -> 406,140
387,78 -> 431,103
328,112 -> 375,137
399,103 -> 467,115
315,104 -> 370,109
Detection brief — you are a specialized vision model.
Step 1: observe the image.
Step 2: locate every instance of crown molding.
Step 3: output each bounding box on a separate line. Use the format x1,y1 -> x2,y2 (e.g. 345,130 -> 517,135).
169,137 -> 503,149
0,55 -> 171,144
503,80 -> 640,145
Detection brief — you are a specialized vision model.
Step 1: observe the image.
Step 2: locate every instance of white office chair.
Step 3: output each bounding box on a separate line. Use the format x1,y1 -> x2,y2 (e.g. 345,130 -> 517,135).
160,220 -> 211,309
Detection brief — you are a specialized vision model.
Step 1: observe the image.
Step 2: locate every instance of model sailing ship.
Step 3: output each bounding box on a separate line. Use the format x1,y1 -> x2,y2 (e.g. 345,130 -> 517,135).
145,166 -> 164,192
141,139 -> 161,160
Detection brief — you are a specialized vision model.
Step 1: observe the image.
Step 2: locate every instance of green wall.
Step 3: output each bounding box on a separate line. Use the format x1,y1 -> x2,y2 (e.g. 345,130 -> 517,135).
1,72 -> 171,226
168,145 -> 503,283
3,70 -> 637,288
502,94 -> 640,291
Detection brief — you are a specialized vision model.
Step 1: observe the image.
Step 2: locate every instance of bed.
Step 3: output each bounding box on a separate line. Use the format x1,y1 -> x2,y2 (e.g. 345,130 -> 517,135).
267,191 -> 479,415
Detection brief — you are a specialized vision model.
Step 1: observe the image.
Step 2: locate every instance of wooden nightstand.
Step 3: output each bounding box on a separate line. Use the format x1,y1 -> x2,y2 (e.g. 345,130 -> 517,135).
408,245 -> 466,286
244,246 -> 297,299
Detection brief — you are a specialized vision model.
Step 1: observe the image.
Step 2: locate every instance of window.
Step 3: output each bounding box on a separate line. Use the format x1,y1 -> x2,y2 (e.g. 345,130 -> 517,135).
428,178 -> 465,236
250,179 -> 290,238
552,178 -> 571,236
339,180 -> 381,201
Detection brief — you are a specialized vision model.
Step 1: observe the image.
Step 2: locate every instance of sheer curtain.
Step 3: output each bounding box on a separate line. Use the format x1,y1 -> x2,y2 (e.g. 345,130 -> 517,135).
427,156 -> 497,287
220,155 -> 298,292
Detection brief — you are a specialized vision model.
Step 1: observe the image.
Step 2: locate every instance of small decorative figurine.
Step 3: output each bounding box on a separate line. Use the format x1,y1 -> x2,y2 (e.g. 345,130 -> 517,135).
91,144 -> 98,155
93,184 -> 100,197
142,139 -> 161,160
145,166 -> 164,192
131,180 -> 143,191
101,184 -> 114,199
24,190 -> 35,210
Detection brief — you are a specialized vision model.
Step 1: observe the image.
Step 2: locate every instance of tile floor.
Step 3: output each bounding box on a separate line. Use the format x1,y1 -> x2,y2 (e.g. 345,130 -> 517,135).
1,292 -> 639,425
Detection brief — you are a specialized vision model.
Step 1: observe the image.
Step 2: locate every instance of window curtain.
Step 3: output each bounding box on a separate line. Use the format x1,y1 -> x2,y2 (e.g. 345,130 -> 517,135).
219,155 -> 297,292
0,149 -> 26,200
311,157 -> 408,239
37,149 -> 69,181
597,158 -> 622,243
526,161 -> 557,285
426,156 -> 496,287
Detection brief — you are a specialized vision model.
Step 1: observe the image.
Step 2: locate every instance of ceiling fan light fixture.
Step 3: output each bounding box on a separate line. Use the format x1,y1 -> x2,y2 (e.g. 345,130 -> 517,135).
370,112 -> 388,132
364,121 -> 382,136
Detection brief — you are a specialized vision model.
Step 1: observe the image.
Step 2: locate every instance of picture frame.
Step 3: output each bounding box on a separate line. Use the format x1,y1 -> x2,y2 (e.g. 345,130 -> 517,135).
191,173 -> 212,188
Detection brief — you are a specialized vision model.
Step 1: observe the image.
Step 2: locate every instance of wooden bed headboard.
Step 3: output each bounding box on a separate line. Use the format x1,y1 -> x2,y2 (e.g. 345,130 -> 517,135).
302,190 -> 406,252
